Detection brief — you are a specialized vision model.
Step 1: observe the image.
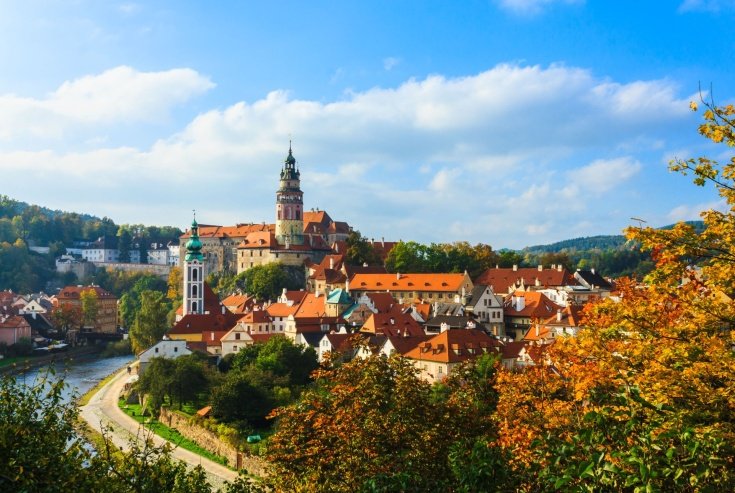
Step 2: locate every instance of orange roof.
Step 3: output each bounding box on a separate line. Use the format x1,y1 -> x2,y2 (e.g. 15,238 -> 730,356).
350,273 -> 469,293
294,293 -> 327,318
404,329 -> 501,364
303,210 -> 332,227
241,310 -> 272,324
475,266 -> 575,293
361,312 -> 424,337
266,302 -> 299,318
221,294 -> 255,314
504,291 -> 564,319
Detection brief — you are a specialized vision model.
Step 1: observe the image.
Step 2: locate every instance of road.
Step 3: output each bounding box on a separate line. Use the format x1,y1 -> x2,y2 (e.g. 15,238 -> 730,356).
79,366 -> 238,488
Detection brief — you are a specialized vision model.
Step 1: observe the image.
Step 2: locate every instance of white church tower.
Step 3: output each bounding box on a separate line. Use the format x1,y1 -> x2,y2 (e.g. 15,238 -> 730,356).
183,216 -> 205,315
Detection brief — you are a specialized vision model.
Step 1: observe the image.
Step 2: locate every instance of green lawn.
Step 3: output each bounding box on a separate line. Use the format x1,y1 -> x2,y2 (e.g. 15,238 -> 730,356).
118,399 -> 232,468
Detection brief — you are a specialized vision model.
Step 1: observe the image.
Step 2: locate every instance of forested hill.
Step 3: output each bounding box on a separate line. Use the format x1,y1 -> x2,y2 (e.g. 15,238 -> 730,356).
0,195 -> 181,246
523,221 -> 705,254
0,195 -> 181,293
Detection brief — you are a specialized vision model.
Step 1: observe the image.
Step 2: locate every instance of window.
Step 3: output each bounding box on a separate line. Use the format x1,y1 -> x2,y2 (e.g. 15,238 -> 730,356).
192,268 -> 198,281
154,348 -> 159,353
192,285 -> 198,296
235,333 -> 240,340
192,301 -> 197,312
438,366 -> 443,374
174,347 -> 178,353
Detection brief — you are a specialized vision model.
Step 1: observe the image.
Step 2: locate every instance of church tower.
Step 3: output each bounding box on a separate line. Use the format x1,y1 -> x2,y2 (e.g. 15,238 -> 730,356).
183,216 -> 205,315
275,143 -> 304,246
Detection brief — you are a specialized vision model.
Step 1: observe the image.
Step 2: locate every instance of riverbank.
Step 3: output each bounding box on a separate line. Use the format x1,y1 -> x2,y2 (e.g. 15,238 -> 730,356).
79,364 -> 238,488
0,344 -> 105,375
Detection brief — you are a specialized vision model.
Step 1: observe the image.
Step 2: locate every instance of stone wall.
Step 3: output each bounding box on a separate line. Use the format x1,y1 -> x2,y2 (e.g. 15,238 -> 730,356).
158,408 -> 269,477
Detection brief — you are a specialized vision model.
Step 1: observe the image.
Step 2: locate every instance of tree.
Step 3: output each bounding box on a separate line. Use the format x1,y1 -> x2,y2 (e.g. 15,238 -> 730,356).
80,288 -> 99,329
51,304 -> 82,338
167,266 -> 183,301
490,97 -> 735,491
384,241 -> 428,273
0,369 -> 236,492
129,290 -> 169,353
267,355 -> 465,492
138,357 -> 175,413
139,237 -> 149,264
242,263 -> 291,301
210,369 -> 275,429
345,230 -> 381,266
118,229 -> 132,263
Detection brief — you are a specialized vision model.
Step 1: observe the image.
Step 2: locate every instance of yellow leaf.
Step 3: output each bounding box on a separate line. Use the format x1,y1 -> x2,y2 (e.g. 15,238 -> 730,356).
690,101 -> 698,111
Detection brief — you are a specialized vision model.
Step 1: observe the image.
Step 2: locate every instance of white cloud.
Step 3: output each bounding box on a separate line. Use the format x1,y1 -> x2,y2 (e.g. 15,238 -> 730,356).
570,157 -> 642,193
0,66 -> 214,140
0,63 -> 702,248
496,0 -> 584,15
667,200 -> 727,222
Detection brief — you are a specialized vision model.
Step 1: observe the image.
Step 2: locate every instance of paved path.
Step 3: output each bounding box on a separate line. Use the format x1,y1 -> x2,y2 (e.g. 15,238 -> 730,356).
79,366 -> 238,488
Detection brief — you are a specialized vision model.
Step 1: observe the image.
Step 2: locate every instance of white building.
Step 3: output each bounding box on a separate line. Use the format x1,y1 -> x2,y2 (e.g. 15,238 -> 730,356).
138,339 -> 192,375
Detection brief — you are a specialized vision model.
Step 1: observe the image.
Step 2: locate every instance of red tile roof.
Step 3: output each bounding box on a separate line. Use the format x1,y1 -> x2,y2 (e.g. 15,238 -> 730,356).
475,266 -> 575,293
169,312 -> 241,336
57,285 -> 116,300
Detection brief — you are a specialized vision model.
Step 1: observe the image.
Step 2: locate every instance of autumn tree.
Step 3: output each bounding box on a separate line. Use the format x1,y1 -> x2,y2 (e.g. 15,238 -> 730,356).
492,96 -> 735,491
80,288 -> 99,329
268,355 -> 469,492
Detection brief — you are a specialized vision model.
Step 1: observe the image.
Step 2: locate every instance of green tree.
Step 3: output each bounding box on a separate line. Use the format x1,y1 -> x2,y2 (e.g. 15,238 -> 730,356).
139,237 -> 149,264
171,354 -> 211,410
384,240 -> 428,273
345,230 -> 381,266
138,357 -> 176,412
129,290 -> 169,353
242,263 -> 291,301
118,229 -> 132,263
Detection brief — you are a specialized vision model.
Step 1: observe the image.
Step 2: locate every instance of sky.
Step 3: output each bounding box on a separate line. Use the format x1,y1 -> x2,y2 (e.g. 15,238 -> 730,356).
1,0 -> 734,249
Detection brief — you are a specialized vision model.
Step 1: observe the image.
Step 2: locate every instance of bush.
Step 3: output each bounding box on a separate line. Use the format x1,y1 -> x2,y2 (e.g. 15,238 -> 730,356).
9,337 -> 32,357
101,339 -> 132,357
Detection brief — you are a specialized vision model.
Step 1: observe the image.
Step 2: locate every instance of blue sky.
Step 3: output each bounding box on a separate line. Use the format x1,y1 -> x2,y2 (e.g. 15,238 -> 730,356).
1,0 -> 734,248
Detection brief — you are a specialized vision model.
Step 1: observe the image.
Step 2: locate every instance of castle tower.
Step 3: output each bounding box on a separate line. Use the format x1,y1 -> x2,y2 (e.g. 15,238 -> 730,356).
275,143 -> 304,246
183,216 -> 205,315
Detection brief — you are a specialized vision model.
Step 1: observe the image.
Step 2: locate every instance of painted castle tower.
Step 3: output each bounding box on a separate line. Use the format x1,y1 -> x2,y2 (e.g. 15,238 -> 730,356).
275,143 -> 304,246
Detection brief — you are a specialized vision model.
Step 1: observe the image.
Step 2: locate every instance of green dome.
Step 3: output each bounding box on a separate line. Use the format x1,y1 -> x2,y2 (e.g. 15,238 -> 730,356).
185,218 -> 204,262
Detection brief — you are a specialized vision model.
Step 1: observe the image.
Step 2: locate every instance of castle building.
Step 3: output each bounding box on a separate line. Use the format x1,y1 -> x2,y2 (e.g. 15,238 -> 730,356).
179,144 -> 345,275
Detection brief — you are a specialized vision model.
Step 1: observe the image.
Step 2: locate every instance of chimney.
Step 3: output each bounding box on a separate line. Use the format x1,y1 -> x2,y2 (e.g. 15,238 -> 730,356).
440,322 -> 449,333
557,309 -> 562,322
371,238 -> 374,245
330,257 -> 334,270
396,272 -> 401,280
512,264 -> 518,272
221,306 -> 225,314
538,265 -> 542,271
315,290 -> 320,298
345,278 -> 350,293
535,278 -> 540,287
557,264 -> 562,272
591,268 -> 596,275
535,325 -> 539,337
516,296 -> 525,311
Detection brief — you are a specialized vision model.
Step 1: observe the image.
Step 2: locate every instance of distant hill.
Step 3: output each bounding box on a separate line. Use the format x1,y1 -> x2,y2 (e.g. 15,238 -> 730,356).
523,221 -> 705,254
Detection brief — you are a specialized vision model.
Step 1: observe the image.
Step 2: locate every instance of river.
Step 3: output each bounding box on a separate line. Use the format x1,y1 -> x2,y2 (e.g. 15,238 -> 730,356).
15,354 -> 134,404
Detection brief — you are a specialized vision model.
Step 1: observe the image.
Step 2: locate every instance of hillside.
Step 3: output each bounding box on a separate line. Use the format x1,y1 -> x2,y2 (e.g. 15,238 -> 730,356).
0,195 -> 181,293
523,221 -> 705,254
